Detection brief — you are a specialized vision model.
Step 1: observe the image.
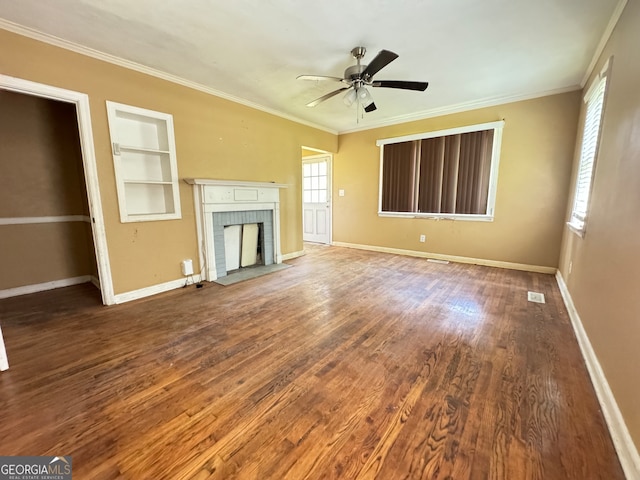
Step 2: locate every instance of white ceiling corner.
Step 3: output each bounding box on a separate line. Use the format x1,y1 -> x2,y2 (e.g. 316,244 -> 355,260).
0,0 -> 622,134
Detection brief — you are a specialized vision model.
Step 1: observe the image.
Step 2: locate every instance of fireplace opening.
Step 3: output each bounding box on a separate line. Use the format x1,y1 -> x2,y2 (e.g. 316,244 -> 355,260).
223,222 -> 265,274
211,209 -> 275,278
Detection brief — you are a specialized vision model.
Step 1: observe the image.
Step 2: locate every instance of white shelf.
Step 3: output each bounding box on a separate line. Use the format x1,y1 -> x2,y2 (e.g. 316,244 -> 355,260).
123,180 -> 174,185
120,145 -> 171,154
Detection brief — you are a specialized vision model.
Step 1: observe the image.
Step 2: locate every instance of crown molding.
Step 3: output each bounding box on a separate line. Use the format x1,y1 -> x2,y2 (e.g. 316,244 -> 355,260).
0,19 -> 338,135
2,5 -> 622,138
581,0 -> 628,87
338,85 -> 581,134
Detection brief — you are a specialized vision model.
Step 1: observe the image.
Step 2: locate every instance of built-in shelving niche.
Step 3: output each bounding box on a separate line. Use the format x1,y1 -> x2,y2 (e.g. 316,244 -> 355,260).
106,102 -> 181,222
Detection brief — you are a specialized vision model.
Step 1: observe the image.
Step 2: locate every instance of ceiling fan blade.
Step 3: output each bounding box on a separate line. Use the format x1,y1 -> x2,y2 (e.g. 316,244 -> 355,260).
372,80 -> 429,91
306,87 -> 350,107
297,75 -> 345,82
361,50 -> 399,79
364,102 -> 377,113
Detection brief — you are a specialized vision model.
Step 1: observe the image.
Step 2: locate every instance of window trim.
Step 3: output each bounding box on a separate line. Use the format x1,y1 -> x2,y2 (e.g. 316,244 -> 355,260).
567,58 -> 611,237
376,120 -> 504,221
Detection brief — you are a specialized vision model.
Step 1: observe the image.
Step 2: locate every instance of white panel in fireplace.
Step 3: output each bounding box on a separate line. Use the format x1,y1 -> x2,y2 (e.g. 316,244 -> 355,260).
234,189 -> 259,202
224,225 -> 241,271
204,186 -> 279,204
241,223 -> 259,267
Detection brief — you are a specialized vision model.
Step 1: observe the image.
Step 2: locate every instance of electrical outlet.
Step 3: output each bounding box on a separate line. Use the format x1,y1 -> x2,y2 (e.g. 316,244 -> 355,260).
181,259 -> 194,276
419,234 -> 426,243
338,189 -> 345,197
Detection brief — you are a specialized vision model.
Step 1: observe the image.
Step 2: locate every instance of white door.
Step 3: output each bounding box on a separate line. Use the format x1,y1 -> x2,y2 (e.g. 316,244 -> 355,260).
302,155 -> 331,244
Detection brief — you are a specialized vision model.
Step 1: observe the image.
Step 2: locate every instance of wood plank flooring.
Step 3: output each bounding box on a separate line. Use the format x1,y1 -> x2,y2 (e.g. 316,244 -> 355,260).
0,245 -> 624,479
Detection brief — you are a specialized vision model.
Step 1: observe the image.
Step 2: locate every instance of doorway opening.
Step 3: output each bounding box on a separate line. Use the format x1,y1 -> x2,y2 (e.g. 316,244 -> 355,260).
0,75 -> 113,305
301,148 -> 332,245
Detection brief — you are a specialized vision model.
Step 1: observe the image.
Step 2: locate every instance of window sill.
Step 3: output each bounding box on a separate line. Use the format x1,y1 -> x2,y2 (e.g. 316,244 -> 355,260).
378,212 -> 494,222
567,221 -> 585,238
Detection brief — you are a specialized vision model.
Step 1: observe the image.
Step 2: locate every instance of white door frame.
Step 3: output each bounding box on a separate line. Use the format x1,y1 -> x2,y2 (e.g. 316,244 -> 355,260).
0,74 -> 115,305
302,153 -> 333,244
0,325 -> 8,371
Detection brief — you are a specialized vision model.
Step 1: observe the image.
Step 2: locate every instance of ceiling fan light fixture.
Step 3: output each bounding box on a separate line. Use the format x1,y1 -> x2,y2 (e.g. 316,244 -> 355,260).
359,87 -> 374,108
343,88 -> 357,107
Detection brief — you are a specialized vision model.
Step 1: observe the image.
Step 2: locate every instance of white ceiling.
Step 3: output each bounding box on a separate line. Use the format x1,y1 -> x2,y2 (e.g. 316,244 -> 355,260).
0,0 -> 620,133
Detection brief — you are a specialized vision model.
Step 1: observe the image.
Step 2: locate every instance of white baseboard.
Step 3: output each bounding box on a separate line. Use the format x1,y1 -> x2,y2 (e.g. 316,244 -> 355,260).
0,275 -> 92,299
113,274 -> 202,304
556,271 -> 640,479
282,250 -> 305,261
332,242 -> 556,274
90,275 -> 101,289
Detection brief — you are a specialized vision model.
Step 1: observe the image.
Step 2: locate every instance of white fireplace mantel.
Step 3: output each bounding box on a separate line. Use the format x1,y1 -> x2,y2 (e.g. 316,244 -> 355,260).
185,178 -> 288,281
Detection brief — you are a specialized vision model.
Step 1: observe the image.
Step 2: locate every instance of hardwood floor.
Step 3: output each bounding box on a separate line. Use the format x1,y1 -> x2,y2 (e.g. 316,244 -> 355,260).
0,245 -> 624,479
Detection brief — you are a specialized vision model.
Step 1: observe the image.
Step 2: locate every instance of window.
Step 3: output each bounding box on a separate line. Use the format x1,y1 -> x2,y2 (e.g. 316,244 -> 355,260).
568,61 -> 610,234
303,159 -> 328,204
377,121 -> 504,220
106,101 -> 181,222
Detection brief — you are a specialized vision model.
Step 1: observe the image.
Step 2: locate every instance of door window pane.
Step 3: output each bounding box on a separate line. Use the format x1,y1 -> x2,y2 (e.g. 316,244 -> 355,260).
303,160 -> 330,204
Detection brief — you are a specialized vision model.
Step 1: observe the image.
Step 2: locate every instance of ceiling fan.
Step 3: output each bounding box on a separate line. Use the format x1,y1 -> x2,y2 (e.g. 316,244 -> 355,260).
298,47 -> 429,113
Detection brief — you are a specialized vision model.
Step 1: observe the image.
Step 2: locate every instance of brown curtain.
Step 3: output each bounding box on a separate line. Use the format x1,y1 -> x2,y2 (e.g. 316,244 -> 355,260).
382,129 -> 494,215
455,130 -> 493,214
417,137 -> 444,213
381,141 -> 418,212
441,135 -> 461,214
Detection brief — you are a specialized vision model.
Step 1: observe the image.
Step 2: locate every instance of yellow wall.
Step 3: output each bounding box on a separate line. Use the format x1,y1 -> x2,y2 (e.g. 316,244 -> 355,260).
333,92 -> 581,268
0,90 -> 96,289
0,91 -> 89,217
0,29 -> 337,294
0,223 -> 96,288
302,148 -> 321,157
559,0 -> 640,451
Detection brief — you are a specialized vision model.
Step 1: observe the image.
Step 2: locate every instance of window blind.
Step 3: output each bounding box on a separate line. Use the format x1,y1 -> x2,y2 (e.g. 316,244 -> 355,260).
570,75 -> 608,231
